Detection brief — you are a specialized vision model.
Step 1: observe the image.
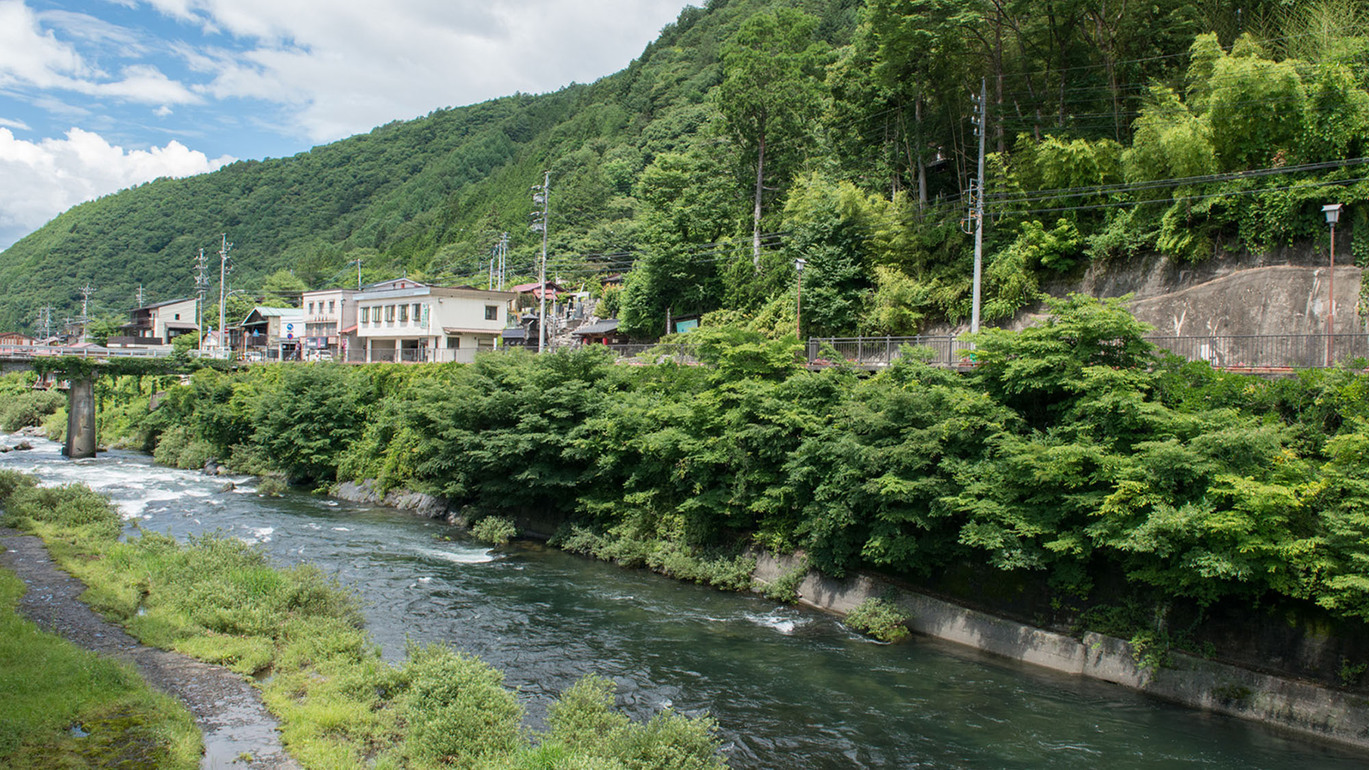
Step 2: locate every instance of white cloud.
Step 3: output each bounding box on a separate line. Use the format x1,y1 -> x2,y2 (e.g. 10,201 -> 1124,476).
0,0 -> 91,88
0,117 -> 30,131
0,127 -> 233,248
0,0 -> 198,105
157,0 -> 689,141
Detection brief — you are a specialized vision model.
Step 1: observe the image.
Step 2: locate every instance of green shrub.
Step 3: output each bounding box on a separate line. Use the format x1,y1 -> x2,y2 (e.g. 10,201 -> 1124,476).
471,516 -> 517,546
0,470 -> 37,514
6,484 -> 123,541
0,390 -> 65,432
547,675 -> 726,770
397,644 -> 524,766
760,560 -> 808,603
41,408 -> 65,442
844,597 -> 911,643
256,477 -> 288,497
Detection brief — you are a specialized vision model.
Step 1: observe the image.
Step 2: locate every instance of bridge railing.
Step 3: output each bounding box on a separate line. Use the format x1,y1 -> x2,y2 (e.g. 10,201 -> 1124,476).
807,333 -> 1369,371
0,344 -> 170,359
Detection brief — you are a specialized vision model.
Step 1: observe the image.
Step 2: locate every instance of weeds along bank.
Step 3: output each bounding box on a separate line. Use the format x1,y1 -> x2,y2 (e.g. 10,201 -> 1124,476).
16,296 -> 1369,689
0,472 -> 727,769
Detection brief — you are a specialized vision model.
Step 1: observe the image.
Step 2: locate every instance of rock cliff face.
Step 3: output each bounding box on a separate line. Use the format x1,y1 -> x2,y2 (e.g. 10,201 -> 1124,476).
1057,245 -> 1365,336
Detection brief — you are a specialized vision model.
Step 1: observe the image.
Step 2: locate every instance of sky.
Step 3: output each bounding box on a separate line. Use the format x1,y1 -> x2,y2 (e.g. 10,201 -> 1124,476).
0,0 -> 693,251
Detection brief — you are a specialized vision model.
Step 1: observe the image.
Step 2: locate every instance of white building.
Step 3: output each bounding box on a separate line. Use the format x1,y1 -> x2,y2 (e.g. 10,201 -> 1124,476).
354,279 -> 515,363
117,298 -> 199,345
300,288 -> 358,359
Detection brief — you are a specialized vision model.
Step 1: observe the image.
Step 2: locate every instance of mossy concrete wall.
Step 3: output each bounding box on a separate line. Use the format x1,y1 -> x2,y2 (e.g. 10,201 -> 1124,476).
753,552 -> 1369,751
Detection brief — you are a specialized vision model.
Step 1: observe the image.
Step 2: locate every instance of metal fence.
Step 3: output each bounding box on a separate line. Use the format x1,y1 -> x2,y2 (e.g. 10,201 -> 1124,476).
807,334 -> 1369,371
1144,334 -> 1369,370
807,336 -> 974,368
601,343 -> 700,363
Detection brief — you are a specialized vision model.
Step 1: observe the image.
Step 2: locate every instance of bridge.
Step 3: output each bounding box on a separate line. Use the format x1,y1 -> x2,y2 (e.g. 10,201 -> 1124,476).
0,344 -> 223,459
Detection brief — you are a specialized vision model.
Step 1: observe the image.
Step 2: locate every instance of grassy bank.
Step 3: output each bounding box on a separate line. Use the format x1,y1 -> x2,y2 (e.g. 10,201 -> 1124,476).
0,564 -> 202,768
0,471 -> 727,769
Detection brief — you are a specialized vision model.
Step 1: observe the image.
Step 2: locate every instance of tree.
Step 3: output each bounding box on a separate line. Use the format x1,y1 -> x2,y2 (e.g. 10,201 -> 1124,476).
716,9 -> 828,267
259,269 -> 308,307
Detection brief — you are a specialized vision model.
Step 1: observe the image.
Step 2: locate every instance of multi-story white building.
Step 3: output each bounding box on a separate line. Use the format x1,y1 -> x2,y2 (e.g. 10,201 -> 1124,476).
353,279 -> 516,363
300,288 -> 358,359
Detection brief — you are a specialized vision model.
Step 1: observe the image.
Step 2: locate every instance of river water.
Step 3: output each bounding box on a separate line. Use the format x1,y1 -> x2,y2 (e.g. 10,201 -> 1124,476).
1,438 -> 1364,769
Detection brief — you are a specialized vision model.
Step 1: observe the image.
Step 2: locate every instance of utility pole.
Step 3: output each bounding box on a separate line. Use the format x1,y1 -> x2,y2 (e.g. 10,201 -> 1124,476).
36,306 -> 53,340
78,284 -> 94,341
498,232 -> 509,291
194,248 -> 209,350
531,172 -> 551,353
136,284 -> 145,308
969,78 -> 987,335
356,258 -> 363,290
218,234 -> 232,357
795,258 -> 807,341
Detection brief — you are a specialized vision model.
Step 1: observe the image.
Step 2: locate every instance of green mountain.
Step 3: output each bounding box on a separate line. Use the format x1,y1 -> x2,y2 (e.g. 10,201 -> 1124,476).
2,0 -> 1365,337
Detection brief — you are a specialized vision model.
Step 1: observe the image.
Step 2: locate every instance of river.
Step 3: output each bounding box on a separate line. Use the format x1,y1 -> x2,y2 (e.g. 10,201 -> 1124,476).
1,438 -> 1363,769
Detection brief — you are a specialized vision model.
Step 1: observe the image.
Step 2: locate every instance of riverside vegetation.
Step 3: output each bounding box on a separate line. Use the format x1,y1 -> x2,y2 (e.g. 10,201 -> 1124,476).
1,0 -> 1366,339
15,296 -> 1369,678
0,561 -> 201,768
0,473 -> 727,769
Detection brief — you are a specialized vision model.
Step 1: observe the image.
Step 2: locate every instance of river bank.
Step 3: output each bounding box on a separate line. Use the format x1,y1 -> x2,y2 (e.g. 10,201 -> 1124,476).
329,478 -> 1369,754
0,527 -> 298,770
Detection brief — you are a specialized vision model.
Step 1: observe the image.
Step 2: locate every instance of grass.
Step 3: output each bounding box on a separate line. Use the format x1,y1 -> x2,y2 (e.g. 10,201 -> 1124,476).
0,566 -> 202,769
0,469 -> 729,769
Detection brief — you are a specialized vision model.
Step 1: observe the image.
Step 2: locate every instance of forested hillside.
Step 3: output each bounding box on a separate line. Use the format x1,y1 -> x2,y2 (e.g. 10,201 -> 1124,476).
1,0 -> 1366,336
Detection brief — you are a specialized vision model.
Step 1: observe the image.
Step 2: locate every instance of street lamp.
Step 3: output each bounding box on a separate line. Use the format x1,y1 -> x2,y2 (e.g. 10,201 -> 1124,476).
794,258 -> 807,342
1323,203 -> 1342,366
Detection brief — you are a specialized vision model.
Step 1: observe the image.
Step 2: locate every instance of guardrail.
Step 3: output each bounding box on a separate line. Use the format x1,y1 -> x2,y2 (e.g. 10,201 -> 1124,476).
806,333 -> 1369,371
0,344 -> 171,359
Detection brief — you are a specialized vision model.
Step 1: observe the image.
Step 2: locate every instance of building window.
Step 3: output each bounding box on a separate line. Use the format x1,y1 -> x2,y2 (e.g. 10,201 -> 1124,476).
447,336 -> 459,349
174,313 -> 181,320
485,305 -> 498,321
361,307 -> 369,324
328,300 -> 335,313
386,305 -> 395,322
308,302 -> 314,314
412,303 -> 421,323
399,304 -> 409,322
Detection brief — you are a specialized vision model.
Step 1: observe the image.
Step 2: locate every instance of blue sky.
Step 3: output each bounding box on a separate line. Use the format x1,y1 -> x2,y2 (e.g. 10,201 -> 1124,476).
0,0 -> 692,250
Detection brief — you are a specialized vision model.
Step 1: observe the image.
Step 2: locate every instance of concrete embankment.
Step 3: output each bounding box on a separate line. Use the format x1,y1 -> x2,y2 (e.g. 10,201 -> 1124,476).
333,478 -> 1369,752
753,552 -> 1369,752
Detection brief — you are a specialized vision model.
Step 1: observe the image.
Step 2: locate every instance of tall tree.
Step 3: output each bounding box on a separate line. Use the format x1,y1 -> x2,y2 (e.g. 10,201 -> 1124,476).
716,9 -> 829,268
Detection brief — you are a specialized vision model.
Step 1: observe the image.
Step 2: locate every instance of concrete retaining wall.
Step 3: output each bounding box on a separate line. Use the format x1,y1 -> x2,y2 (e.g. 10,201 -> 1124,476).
753,552 -> 1369,751
331,486 -> 1369,752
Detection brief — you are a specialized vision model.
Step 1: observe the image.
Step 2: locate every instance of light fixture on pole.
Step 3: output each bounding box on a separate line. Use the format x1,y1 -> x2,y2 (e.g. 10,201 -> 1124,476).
1323,203 -> 1342,366
794,257 -> 807,342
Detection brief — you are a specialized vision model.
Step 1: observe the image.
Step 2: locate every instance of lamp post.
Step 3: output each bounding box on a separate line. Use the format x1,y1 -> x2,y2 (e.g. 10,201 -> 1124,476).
794,257 -> 807,342
1323,203 -> 1342,366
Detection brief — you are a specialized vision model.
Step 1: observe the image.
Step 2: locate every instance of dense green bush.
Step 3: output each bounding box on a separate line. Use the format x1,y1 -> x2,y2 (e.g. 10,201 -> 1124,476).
397,645 -> 524,766
471,516 -> 517,546
3,483 -> 124,541
844,598 -> 911,643
80,295 -> 1369,638
0,390 -> 65,432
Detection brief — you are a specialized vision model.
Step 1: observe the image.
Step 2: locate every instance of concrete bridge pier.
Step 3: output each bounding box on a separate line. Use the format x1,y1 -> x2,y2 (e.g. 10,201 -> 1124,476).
64,378 -> 96,459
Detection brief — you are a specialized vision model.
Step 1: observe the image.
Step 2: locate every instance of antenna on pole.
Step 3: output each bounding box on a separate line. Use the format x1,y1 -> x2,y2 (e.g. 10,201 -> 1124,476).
531,172 -> 551,353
